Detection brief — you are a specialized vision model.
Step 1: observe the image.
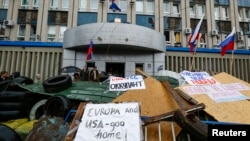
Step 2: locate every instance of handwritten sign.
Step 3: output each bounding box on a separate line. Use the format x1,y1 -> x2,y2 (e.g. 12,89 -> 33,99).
180,70 -> 220,85
183,83 -> 250,95
182,83 -> 250,103
206,90 -> 249,103
74,102 -> 142,141
109,75 -> 145,91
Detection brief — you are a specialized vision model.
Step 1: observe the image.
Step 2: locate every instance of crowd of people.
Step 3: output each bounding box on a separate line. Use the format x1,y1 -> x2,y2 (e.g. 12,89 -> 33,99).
73,65 -> 109,82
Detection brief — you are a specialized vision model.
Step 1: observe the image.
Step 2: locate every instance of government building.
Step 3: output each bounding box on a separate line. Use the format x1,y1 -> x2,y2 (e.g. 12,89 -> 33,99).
0,0 -> 249,82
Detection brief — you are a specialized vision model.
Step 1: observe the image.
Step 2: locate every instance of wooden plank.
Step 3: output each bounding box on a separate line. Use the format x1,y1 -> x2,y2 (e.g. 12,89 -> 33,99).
64,102 -> 87,141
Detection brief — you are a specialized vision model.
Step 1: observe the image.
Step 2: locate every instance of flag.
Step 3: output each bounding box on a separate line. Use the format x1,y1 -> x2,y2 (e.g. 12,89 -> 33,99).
109,0 -> 121,12
188,16 -> 204,52
219,27 -> 235,56
86,39 -> 93,60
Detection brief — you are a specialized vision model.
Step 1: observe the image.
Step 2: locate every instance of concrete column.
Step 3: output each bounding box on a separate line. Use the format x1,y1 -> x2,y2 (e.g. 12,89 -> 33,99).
72,0 -> 79,27
41,0 -> 49,41
36,0 -> 44,41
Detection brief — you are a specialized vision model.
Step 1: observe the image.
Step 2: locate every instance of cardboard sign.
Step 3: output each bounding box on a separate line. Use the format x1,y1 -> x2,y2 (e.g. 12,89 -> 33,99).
109,75 -> 145,91
74,102 -> 142,141
180,70 -> 220,85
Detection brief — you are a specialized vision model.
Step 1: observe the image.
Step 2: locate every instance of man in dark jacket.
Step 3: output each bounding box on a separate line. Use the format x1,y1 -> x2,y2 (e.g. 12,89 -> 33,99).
89,66 -> 99,82
0,71 -> 8,81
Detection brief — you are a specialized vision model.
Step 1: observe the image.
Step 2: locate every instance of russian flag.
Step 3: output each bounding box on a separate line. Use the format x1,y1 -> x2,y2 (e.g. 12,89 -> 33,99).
188,16 -> 204,52
219,27 -> 235,56
109,0 -> 121,12
86,39 -> 93,60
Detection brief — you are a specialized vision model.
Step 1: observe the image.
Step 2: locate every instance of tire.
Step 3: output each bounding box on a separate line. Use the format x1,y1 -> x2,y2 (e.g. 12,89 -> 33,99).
13,76 -> 34,85
43,75 -> 72,93
44,95 -> 71,118
29,99 -> 47,120
0,91 -> 31,102
0,80 -> 12,92
0,102 -> 30,111
0,111 -> 28,122
0,124 -> 22,141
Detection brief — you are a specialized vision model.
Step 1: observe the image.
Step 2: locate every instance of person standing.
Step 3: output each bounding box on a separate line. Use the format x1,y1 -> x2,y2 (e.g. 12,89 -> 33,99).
0,71 -> 9,81
73,73 -> 81,82
80,66 -> 89,81
89,66 -> 99,82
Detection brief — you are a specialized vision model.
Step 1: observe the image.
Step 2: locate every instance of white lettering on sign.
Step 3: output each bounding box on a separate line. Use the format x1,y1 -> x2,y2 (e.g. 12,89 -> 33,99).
180,70 -> 220,85
109,75 -> 145,91
74,102 -> 142,141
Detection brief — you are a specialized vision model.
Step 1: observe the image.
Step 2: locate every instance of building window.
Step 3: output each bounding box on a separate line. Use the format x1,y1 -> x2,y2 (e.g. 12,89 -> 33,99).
47,25 -> 56,42
50,0 -> 58,9
197,5 -> 205,17
136,0 -> 143,13
17,25 -> 26,41
246,9 -> 250,21
163,0 -> 170,16
216,21 -> 231,33
30,25 -> 36,41
174,31 -> 181,43
18,10 -> 38,24
167,17 -> 181,30
62,0 -> 69,10
146,0 -> 154,14
191,19 -> 207,32
79,0 -> 87,11
77,12 -> 97,25
173,2 -> 180,17
59,26 -> 66,42
189,5 -> 195,18
221,7 -> 229,20
48,11 -> 68,25
239,22 -> 250,33
21,0 -> 29,7
90,0 -> 98,11
119,0 -> 127,12
33,0 -> 39,8
136,15 -> 155,29
238,8 -> 243,22
164,30 -> 170,44
214,6 -> 219,20
2,0 -> 9,9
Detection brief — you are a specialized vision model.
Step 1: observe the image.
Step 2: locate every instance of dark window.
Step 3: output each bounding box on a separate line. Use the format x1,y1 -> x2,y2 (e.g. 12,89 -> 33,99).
18,10 -> 38,25
0,9 -> 7,23
237,0 -> 250,7
48,11 -> 68,25
239,22 -> 250,33
166,17 -> 181,30
191,19 -> 207,32
216,21 -> 231,33
77,12 -> 97,25
190,0 -> 205,4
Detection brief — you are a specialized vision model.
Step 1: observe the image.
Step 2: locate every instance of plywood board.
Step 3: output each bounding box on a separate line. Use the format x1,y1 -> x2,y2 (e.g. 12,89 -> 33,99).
112,70 -> 182,141
178,72 -> 250,124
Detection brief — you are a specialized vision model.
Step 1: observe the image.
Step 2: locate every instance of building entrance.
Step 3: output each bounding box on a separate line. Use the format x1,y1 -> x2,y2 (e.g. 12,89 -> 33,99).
106,62 -> 125,77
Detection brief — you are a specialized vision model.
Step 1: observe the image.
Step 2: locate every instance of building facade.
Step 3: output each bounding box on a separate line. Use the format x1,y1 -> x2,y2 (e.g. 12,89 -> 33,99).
0,0 -> 250,81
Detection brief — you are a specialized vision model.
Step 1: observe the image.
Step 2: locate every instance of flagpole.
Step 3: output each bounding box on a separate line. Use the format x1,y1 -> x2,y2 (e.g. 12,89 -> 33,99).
230,50 -> 234,75
189,47 -> 196,71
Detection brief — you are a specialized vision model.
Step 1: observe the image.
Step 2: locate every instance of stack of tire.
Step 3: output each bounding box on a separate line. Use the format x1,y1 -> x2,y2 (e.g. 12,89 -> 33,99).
0,76 -> 47,122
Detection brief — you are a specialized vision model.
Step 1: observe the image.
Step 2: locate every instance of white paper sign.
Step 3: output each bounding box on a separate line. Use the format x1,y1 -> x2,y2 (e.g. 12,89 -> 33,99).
109,75 -> 145,91
180,70 -> 220,85
74,102 -> 142,141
